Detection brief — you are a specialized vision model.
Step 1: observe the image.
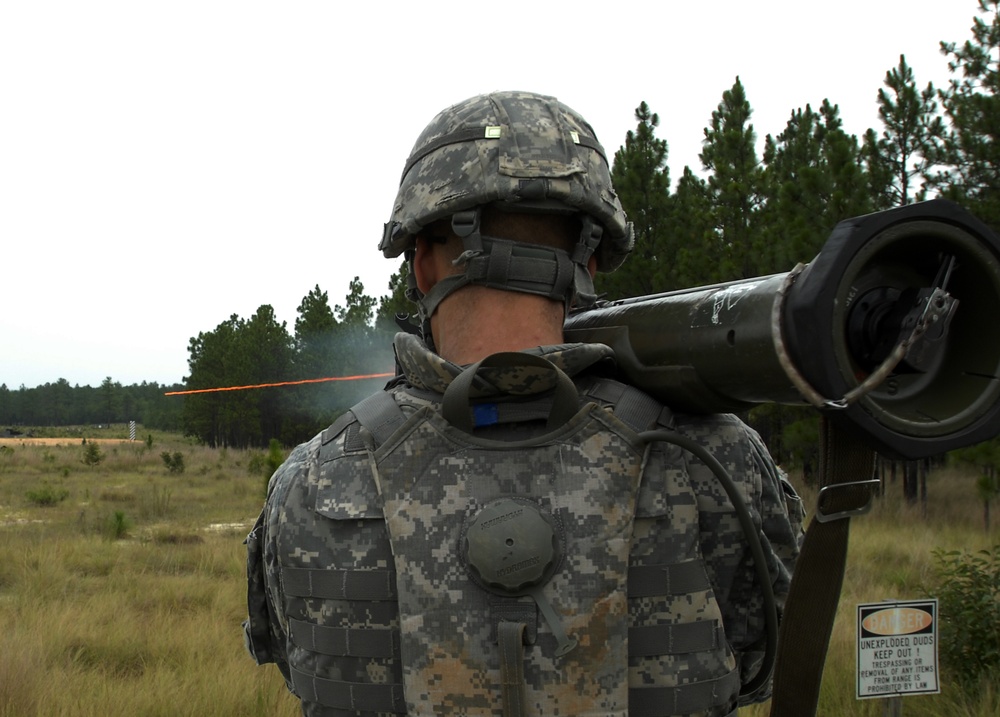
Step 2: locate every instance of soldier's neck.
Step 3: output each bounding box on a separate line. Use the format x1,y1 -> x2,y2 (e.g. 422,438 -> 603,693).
430,288 -> 565,366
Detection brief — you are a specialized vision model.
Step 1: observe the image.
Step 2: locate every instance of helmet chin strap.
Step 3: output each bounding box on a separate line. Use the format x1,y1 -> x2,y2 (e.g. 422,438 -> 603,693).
405,208 -> 603,345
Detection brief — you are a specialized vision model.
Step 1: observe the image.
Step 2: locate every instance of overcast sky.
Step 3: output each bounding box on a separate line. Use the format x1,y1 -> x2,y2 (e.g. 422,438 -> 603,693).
0,1 -> 985,389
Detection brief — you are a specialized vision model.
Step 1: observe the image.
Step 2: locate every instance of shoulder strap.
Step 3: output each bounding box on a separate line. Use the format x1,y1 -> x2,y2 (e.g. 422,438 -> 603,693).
768,418 -> 877,715
351,390 -> 407,446
322,390 -> 407,451
581,377 -> 669,433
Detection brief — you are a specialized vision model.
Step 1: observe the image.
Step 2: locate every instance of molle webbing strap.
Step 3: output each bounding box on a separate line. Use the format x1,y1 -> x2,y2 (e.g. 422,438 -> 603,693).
628,561 -> 711,597
629,622 -> 722,657
290,667 -> 407,714
289,618 -> 397,659
628,560 -> 721,657
281,567 -> 396,601
627,555 -> 732,711
629,668 -> 742,717
285,567 -> 404,713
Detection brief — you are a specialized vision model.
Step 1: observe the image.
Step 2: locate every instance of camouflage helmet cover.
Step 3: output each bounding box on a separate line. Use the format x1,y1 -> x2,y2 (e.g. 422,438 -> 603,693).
380,91 -> 633,273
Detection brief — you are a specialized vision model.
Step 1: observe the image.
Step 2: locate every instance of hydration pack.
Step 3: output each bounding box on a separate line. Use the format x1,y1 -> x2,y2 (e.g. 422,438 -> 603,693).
246,352 -> 769,716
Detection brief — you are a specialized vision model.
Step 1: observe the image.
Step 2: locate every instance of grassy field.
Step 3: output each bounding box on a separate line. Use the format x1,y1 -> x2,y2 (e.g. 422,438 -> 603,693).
0,429 -> 298,717
0,428 -> 996,716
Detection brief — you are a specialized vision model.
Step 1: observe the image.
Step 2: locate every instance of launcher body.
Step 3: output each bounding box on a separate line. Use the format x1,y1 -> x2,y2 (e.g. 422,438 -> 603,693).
564,200 -> 1000,459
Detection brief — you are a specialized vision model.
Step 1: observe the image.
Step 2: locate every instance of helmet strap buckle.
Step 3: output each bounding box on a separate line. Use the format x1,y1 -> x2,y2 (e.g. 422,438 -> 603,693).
571,215 -> 603,266
452,209 -> 484,266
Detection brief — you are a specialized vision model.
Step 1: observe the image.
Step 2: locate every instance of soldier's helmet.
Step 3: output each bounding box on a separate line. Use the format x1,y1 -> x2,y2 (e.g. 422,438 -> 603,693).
380,91 -> 634,324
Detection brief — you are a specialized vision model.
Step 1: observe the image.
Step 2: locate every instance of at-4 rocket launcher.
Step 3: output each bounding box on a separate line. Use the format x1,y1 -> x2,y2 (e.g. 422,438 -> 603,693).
565,199 -> 1000,459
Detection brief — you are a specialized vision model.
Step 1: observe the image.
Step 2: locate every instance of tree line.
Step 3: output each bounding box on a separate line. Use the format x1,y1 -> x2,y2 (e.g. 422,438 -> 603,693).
180,281 -> 403,448
5,2 -> 999,500
0,378 -> 182,433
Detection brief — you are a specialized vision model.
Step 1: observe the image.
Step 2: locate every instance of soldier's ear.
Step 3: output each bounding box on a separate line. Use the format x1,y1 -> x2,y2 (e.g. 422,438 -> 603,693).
413,236 -> 438,295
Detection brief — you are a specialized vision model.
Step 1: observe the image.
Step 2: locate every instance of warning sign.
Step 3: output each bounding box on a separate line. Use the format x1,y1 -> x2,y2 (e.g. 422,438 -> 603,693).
857,599 -> 940,699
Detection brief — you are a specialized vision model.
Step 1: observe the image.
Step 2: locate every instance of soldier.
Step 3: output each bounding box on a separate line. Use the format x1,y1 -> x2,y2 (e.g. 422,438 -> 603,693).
245,90 -> 803,716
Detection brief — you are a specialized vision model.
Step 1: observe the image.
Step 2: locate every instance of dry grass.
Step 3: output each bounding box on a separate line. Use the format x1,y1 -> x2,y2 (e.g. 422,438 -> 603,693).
1,432 -> 997,715
0,431 -> 298,717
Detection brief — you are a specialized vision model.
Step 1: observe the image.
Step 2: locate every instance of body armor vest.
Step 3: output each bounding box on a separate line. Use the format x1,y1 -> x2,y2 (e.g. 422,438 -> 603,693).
247,357 -> 743,716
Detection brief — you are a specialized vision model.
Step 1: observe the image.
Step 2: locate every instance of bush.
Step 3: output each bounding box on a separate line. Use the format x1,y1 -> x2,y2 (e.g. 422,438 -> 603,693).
160,451 -> 185,474
81,442 -> 104,466
105,510 -> 131,540
931,546 -> 1000,692
25,484 -> 70,507
247,452 -> 266,476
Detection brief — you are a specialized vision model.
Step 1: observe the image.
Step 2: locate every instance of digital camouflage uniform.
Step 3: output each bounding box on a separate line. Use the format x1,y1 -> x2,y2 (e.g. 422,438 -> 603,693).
245,333 -> 803,717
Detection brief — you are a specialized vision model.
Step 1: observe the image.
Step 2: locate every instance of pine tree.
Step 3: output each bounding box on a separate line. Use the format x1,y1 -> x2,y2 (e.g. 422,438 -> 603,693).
100,376 -> 123,424
700,77 -> 764,281
932,0 -> 1000,231
862,54 -> 944,209
597,101 -> 673,299
335,277 -> 377,329
759,104 -> 826,272
670,167 -> 716,287
294,285 -> 338,378
817,100 -> 872,223
184,316 -> 241,447
183,308 -> 293,448
292,285 -> 341,428
334,277 -> 378,375
759,101 -> 872,273
241,305 -> 294,445
333,277 -> 394,408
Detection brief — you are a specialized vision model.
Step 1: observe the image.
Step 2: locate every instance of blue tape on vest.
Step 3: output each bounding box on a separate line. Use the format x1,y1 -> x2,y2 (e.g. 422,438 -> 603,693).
473,403 -> 499,427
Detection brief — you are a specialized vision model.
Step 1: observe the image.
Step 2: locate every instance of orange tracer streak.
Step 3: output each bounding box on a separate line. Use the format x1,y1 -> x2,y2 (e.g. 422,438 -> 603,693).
164,373 -> 395,396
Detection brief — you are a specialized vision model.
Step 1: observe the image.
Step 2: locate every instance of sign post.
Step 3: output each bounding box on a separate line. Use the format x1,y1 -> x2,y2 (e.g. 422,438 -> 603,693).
857,599 -> 940,702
